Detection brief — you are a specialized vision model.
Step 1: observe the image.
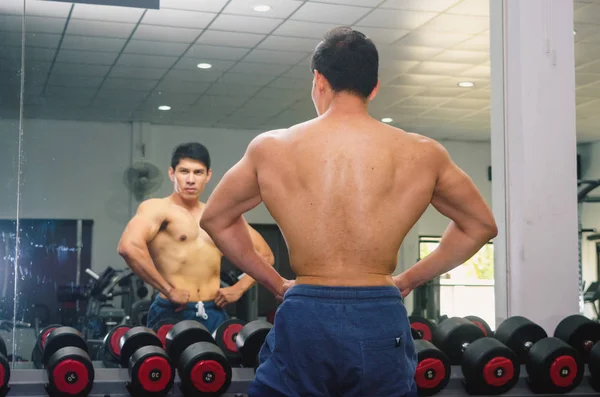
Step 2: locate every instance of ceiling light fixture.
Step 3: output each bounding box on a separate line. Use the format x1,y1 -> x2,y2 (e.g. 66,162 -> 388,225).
253,4 -> 271,12
197,63 -> 212,69
381,118 -> 393,123
458,81 -> 475,88
158,105 -> 171,111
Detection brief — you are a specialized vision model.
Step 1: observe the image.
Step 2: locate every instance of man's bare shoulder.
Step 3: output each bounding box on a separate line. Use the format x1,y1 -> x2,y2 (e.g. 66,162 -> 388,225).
135,198 -> 170,217
403,132 -> 450,158
247,128 -> 292,156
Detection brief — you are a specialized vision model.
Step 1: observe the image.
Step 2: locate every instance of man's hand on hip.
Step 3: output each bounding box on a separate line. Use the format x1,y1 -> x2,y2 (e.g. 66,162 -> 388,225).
215,286 -> 244,308
392,273 -> 413,298
167,288 -> 191,312
275,279 -> 295,302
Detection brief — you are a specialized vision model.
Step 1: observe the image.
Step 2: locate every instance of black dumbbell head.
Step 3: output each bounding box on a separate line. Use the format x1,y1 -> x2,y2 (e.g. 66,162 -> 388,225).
589,342 -> 600,391
527,337 -> 584,393
462,337 -> 520,394
432,317 -> 484,365
165,320 -> 214,365
554,314 -> 600,362
236,320 -> 273,368
42,327 -> 88,368
465,316 -> 493,337
0,348 -> 9,393
120,327 -> 162,369
179,342 -> 232,396
46,346 -> 94,397
414,339 -> 451,396
36,324 -> 63,351
152,318 -> 179,350
494,316 -> 547,364
213,319 -> 246,364
128,345 -> 175,395
103,325 -> 131,362
409,316 -> 435,342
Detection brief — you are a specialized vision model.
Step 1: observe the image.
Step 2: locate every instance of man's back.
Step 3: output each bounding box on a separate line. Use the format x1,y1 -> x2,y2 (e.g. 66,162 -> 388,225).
199,26 -> 498,397
254,115 -> 443,284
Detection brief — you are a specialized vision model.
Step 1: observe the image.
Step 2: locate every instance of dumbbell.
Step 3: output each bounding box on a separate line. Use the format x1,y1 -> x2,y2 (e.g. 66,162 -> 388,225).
464,315 -> 493,337
494,316 -> 583,393
212,319 -> 247,366
432,317 -> 519,394
553,314 -> 600,392
410,316 -> 436,342
101,325 -> 131,368
152,318 -> 179,350
119,327 -> 175,396
589,342 -> 600,391
554,314 -> 600,361
166,320 -> 232,396
414,339 -> 450,396
0,336 -> 10,396
33,326 -> 95,397
31,324 -> 63,367
235,320 -> 273,369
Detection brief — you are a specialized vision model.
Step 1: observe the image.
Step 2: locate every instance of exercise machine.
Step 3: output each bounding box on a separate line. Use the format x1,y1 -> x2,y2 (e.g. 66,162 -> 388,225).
57,267 -> 145,339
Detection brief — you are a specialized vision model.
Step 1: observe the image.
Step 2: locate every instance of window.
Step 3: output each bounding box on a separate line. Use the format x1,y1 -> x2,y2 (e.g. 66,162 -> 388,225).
419,236 -> 496,328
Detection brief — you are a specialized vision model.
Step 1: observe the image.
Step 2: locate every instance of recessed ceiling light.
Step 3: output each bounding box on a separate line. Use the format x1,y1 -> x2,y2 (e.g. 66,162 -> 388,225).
253,4 -> 271,12
381,118 -> 393,123
458,81 -> 475,88
197,63 -> 212,69
158,105 -> 171,111
573,30 -> 577,35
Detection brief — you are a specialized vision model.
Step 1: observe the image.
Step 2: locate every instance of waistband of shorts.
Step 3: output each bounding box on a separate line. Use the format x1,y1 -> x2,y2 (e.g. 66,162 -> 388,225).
284,284 -> 402,302
154,294 -> 217,309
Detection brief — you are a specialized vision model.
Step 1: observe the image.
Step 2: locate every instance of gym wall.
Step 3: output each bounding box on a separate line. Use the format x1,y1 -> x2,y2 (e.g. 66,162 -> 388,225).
0,117 -> 492,283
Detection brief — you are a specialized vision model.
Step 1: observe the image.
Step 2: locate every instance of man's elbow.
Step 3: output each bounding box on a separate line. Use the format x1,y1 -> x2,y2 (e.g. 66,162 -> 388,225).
199,216 -> 216,235
264,252 -> 275,266
117,240 -> 136,259
482,220 -> 498,241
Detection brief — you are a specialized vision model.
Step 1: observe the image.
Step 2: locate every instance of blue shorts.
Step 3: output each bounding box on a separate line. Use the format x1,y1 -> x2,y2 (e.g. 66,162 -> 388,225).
146,295 -> 229,334
249,284 -> 418,397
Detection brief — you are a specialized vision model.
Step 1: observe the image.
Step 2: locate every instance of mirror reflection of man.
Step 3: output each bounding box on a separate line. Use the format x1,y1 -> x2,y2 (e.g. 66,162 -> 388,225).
118,143 -> 274,333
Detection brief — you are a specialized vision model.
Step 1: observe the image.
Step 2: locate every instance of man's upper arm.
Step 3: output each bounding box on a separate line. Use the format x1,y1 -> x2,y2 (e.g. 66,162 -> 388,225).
201,133 -> 271,230
119,200 -> 165,246
429,142 -> 497,234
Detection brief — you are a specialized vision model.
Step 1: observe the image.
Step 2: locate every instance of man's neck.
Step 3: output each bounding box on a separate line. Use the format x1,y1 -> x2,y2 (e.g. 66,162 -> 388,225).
322,93 -> 370,119
169,193 -> 202,211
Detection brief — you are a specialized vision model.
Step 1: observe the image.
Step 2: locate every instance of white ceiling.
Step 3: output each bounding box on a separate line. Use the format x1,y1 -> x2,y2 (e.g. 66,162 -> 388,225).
0,0 -> 599,141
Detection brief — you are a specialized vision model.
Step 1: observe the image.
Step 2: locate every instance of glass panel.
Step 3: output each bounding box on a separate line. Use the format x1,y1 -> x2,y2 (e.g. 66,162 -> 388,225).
14,0 -> 497,376
0,0 -> 24,363
574,0 -> 600,321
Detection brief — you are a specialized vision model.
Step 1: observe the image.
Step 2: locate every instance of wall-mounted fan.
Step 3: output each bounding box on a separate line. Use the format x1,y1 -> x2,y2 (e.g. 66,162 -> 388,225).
124,161 -> 163,202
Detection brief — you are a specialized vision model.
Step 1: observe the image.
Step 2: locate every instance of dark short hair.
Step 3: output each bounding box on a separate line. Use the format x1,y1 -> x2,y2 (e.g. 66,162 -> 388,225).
171,142 -> 211,170
310,26 -> 379,99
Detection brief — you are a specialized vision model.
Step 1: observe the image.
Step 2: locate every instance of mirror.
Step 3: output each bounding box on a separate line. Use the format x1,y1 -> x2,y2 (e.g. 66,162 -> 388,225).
574,0 -> 600,321
15,0 -> 496,368
0,0 -> 25,363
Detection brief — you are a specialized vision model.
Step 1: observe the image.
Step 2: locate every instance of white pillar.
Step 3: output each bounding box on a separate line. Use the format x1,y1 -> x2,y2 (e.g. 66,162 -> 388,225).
490,0 -> 580,333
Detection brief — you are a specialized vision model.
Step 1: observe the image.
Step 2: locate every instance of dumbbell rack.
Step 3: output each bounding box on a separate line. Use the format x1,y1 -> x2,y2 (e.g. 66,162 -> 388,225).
4,364 -> 599,397
6,362 -> 255,397
440,366 -> 597,396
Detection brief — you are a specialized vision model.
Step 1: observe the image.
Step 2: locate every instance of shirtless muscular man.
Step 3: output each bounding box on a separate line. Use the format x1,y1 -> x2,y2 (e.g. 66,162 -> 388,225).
118,142 -> 274,333
200,27 -> 497,396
